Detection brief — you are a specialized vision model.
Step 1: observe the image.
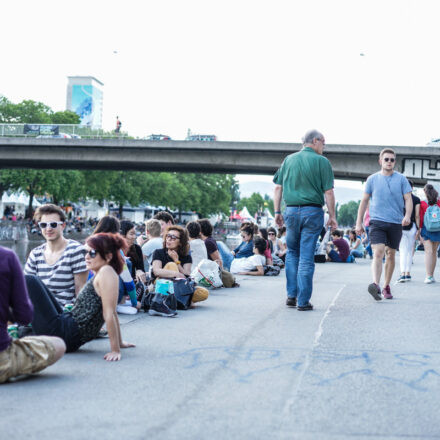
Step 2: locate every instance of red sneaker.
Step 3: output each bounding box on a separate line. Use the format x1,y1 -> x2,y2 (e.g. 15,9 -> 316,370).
382,285 -> 393,299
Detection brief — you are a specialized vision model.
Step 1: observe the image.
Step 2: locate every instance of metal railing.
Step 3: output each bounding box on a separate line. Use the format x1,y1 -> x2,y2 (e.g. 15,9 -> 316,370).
0,123 -> 128,138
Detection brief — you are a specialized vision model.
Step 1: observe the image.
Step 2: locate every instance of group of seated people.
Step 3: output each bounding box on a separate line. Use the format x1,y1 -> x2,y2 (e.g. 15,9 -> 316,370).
325,228 -> 368,263
1,204 -> 287,383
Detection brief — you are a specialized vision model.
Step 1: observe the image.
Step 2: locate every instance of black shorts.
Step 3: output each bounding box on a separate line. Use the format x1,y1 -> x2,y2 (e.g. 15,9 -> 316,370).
369,220 -> 402,250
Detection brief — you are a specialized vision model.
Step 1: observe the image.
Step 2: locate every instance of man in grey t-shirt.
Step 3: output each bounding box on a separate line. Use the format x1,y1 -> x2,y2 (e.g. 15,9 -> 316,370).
356,148 -> 412,301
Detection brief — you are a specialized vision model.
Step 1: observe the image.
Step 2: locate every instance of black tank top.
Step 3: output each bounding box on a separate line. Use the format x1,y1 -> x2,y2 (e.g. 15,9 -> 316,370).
71,279 -> 104,345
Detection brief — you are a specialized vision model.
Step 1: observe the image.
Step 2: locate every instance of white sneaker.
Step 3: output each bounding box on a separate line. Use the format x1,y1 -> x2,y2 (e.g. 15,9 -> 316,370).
116,305 -> 138,314
424,276 -> 435,284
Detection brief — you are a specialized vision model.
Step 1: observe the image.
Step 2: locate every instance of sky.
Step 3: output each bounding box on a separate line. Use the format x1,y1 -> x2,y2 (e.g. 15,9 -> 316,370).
1,0 -> 438,191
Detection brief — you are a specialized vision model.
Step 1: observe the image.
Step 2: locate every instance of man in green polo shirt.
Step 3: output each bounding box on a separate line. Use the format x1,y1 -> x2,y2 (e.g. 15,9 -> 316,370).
273,129 -> 337,311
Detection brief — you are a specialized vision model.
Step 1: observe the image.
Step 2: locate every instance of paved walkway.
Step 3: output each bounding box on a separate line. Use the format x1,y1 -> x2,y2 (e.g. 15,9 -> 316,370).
2,252 -> 440,440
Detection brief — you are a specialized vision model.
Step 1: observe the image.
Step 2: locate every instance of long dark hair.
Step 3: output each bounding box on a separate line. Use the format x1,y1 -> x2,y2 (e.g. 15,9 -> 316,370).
120,220 -> 143,272
94,215 -> 120,234
163,225 -> 190,257
424,184 -> 439,205
86,233 -> 126,274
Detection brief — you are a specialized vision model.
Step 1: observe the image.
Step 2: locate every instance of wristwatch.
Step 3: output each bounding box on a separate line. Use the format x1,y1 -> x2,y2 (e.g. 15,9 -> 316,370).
175,260 -> 181,265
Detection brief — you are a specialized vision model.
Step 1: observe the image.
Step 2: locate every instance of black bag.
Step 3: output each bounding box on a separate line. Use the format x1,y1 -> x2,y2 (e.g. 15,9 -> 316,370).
263,265 -> 281,276
172,278 -> 196,309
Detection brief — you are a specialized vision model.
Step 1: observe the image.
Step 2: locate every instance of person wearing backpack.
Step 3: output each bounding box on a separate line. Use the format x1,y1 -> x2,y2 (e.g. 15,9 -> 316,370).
420,184 -> 440,284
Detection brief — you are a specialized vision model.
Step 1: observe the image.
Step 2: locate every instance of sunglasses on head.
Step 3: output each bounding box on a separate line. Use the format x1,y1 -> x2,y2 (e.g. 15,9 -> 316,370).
85,249 -> 98,258
166,233 -> 180,241
383,157 -> 395,162
38,221 -> 64,229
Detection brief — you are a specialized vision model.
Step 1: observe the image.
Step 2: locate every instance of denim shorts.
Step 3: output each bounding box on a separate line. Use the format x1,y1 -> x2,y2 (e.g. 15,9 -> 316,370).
369,220 -> 402,250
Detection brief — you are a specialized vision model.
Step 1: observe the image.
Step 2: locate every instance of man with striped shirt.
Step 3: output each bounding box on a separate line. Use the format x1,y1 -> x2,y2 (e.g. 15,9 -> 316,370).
24,204 -> 88,307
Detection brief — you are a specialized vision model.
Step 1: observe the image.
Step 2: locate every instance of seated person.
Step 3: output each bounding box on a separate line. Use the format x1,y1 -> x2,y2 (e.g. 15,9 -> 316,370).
1,246 -> 65,383
326,230 -> 350,262
257,227 -> 274,265
232,224 -> 255,259
141,219 -> 163,273
120,220 -> 147,283
348,229 -> 365,259
25,233 -> 135,361
153,211 -> 175,236
198,218 -> 223,269
93,216 -> 139,314
186,221 -> 208,269
230,237 -> 267,275
151,226 -> 209,308
24,204 -> 88,307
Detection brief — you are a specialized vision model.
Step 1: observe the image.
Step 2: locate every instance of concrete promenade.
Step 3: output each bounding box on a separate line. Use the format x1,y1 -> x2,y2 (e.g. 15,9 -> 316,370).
2,254 -> 440,439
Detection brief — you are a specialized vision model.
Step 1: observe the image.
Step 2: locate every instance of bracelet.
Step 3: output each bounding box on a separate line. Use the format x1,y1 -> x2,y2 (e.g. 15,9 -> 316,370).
275,211 -> 281,214
175,260 -> 181,265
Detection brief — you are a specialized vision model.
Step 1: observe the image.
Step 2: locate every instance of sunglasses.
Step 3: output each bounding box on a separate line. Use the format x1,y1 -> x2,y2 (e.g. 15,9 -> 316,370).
38,221 -> 64,229
85,249 -> 98,258
166,234 -> 180,241
383,158 -> 395,162
268,232 -> 276,235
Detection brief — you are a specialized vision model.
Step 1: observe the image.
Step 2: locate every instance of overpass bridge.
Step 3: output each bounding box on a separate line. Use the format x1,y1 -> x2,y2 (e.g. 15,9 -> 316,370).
0,137 -> 439,184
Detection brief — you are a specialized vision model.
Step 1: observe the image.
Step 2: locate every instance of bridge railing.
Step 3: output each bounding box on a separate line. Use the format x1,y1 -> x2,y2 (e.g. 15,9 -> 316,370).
0,123 -> 128,139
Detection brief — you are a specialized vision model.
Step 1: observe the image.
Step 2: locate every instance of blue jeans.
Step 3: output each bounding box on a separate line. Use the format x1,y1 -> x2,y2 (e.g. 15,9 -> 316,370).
284,206 -> 324,307
217,241 -> 234,271
350,249 -> 364,259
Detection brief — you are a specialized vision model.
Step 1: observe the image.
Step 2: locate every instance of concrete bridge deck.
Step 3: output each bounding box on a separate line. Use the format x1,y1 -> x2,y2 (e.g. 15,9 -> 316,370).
0,137 -> 439,183
2,253 -> 439,439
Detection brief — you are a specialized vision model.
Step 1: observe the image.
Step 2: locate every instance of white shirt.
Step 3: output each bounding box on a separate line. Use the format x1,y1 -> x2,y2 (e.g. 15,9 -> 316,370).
230,254 -> 266,274
142,237 -> 163,265
190,238 -> 208,269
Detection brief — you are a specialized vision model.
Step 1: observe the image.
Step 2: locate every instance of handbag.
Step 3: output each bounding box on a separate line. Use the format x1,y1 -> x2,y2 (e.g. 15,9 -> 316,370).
172,278 -> 196,309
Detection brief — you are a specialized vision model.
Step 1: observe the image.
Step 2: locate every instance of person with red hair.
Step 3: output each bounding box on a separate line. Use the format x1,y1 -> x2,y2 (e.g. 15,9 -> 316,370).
26,233 -> 135,361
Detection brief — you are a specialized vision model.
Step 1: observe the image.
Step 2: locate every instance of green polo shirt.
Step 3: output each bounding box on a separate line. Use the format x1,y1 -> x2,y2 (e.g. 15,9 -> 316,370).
273,147 -> 334,206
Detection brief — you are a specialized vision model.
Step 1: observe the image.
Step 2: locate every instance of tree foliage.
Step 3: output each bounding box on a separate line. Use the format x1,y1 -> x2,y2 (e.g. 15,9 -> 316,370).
0,96 -> 80,124
337,200 -> 360,227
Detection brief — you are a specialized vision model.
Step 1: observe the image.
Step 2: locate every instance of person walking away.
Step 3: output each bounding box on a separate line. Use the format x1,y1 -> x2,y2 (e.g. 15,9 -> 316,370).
355,148 -> 412,300
419,184 -> 440,284
1,247 -> 65,383
397,180 -> 420,282
273,129 -> 337,311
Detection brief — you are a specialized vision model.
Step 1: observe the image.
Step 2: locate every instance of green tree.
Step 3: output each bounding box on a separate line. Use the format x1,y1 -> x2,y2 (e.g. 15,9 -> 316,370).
337,200 -> 360,227
52,110 -> 81,125
237,192 -> 265,217
3,169 -> 58,217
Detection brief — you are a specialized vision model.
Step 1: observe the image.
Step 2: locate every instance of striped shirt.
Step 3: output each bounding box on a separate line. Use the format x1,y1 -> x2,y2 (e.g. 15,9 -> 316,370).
24,239 -> 87,306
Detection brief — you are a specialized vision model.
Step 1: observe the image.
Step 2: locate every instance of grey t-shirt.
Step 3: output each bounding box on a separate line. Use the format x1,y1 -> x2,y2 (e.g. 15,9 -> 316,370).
365,171 -> 412,224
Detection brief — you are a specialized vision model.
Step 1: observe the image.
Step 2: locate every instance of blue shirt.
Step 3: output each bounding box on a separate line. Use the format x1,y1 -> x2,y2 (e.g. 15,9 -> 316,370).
365,171 -> 412,224
233,240 -> 254,259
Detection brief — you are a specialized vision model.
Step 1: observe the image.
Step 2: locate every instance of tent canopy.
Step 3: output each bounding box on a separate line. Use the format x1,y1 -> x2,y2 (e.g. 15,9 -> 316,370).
238,206 -> 253,221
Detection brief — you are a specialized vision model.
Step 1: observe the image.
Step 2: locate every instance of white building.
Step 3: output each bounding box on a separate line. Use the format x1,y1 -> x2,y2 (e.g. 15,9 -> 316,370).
66,76 -> 104,128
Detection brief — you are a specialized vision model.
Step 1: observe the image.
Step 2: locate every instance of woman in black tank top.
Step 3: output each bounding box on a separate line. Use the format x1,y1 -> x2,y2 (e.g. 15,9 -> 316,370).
27,233 -> 135,361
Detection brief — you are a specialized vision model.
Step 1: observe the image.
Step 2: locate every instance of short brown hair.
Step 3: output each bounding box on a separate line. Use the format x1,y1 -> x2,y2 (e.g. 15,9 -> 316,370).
154,211 -> 175,225
33,204 -> 66,222
379,148 -> 396,159
146,219 -> 161,237
163,225 -> 190,257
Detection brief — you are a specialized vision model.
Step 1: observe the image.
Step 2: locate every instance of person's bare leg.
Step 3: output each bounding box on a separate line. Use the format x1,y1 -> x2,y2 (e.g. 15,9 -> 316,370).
383,247 -> 396,286
424,241 -> 439,277
371,244 -> 385,285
